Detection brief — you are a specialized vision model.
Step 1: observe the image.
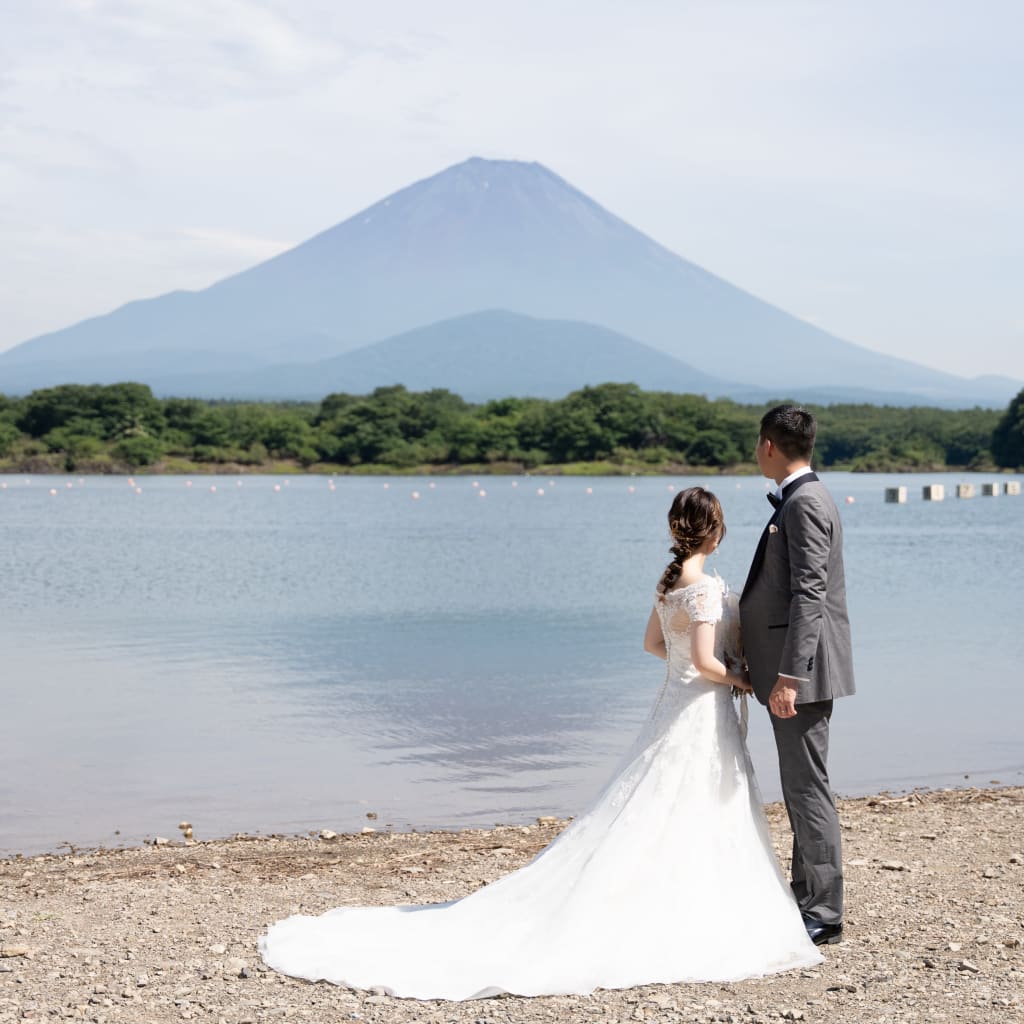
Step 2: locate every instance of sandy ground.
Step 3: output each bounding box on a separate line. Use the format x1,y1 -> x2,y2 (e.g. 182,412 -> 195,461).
1,788 -> 1021,1024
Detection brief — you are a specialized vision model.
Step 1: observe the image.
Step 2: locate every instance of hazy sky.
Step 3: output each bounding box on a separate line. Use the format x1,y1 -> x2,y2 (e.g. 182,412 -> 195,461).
2,0 -> 1022,380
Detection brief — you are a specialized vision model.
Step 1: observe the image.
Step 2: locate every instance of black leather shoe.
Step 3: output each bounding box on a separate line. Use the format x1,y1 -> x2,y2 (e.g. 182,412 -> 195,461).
803,916 -> 843,945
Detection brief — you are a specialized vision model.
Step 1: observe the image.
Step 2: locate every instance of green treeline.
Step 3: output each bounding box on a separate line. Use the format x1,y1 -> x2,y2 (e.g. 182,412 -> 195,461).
0,381 -> 1021,474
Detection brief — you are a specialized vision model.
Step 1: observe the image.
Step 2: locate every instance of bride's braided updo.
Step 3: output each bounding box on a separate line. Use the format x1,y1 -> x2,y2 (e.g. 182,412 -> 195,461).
657,487 -> 726,599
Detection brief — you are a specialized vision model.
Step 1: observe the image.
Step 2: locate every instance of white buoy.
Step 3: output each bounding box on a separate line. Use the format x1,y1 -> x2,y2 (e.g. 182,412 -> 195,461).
536,488 -> 545,496
412,491 -> 421,500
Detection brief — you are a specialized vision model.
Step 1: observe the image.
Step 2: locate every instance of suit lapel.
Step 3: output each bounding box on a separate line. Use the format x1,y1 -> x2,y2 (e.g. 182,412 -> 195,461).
741,472 -> 819,598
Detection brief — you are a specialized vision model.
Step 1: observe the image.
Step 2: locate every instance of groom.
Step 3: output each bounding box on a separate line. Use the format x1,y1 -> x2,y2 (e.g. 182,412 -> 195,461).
740,405 -> 855,947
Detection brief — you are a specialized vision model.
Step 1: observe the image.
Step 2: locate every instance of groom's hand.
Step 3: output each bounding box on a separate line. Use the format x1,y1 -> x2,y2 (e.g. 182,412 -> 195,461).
768,677 -> 799,718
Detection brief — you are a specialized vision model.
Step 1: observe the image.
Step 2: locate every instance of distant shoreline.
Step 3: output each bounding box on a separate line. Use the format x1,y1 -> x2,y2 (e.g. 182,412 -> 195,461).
0,460 -> 1014,477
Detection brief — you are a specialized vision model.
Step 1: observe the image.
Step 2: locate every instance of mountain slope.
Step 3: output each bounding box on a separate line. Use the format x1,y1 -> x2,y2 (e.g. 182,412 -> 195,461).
139,310 -> 739,401
1,157 -> 1018,406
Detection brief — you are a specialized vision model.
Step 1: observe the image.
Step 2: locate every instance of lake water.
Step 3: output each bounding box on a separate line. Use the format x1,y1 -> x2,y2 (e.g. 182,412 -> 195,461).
2,471 -> 1022,856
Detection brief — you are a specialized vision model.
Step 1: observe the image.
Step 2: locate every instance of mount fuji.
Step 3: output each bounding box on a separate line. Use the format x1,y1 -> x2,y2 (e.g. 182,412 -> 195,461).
1,157 -> 1017,407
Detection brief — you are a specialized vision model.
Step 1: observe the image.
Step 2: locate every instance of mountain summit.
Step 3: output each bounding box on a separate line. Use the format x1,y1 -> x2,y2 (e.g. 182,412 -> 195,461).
1,157 -> 1017,405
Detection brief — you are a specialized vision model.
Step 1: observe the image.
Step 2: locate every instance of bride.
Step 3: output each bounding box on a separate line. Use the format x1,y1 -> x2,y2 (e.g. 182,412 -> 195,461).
259,487 -> 823,999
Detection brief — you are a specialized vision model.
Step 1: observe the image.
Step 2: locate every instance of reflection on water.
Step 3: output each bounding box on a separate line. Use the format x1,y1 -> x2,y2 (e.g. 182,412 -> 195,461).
2,472 -> 1023,854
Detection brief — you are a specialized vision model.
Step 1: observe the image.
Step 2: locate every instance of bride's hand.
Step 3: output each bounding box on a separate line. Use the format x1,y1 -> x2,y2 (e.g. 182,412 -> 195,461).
730,669 -> 753,695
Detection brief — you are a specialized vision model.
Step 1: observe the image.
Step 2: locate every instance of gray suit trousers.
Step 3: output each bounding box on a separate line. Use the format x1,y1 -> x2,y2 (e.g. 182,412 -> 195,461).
770,700 -> 844,925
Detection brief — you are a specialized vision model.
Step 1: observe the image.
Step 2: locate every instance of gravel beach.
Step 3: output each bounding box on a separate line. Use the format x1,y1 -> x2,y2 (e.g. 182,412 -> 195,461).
1,787 -> 1021,1024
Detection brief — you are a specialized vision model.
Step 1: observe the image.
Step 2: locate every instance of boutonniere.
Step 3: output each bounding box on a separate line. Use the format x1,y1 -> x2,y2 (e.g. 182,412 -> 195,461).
769,524 -> 779,534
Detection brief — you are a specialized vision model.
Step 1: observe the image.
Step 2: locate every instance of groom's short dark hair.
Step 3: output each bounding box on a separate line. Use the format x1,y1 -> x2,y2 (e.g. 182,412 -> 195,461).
760,404 -> 816,461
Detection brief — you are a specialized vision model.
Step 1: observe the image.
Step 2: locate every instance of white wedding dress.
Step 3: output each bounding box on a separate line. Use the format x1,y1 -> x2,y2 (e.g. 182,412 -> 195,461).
258,576 -> 822,999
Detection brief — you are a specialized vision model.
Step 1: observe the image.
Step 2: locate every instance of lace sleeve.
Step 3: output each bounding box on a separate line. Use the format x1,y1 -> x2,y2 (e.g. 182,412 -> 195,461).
682,580 -> 724,625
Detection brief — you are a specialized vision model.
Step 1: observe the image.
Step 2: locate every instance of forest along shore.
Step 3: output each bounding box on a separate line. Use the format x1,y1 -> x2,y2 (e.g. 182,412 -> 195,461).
1,788 -> 1021,1024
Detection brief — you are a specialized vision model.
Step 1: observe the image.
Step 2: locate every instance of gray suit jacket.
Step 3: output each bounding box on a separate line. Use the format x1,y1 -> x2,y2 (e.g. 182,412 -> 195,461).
739,474 -> 856,706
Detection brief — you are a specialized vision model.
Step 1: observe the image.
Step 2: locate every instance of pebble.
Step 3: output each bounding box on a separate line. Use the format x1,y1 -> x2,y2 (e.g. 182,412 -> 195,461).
880,861 -> 906,871
319,830 -> 338,841
209,943 -> 227,955
224,957 -> 248,978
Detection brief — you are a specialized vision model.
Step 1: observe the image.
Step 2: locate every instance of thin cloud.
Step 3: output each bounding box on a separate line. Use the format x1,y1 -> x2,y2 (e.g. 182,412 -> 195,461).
176,226 -> 293,262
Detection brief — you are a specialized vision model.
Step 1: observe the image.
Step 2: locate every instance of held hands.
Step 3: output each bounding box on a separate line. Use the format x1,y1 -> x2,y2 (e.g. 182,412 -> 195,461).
768,676 -> 799,718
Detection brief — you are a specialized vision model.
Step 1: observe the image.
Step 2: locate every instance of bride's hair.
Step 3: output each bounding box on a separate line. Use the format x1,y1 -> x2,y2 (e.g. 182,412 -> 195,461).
657,487 -> 726,599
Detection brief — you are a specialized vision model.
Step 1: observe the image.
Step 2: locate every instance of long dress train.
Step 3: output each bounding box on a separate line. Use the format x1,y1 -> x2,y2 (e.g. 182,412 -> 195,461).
258,576 -> 822,999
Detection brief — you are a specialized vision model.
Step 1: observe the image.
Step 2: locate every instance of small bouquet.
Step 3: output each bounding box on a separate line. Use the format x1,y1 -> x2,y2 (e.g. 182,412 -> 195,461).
720,590 -> 745,689
721,589 -> 750,738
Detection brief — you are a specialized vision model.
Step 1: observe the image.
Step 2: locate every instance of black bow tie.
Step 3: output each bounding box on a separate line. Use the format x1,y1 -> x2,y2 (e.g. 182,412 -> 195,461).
767,492 -> 781,509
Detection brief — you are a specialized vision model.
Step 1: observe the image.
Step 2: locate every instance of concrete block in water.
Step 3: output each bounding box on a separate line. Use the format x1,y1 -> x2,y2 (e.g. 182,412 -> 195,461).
885,487 -> 908,503
922,484 -> 945,501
